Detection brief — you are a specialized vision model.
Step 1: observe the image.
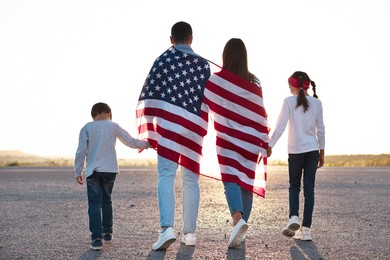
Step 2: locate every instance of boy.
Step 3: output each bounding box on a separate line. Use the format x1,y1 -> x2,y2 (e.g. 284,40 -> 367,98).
74,102 -> 149,250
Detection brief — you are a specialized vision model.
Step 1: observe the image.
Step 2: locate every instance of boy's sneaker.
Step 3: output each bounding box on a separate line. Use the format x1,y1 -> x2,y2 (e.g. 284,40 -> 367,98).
90,239 -> 103,251
282,216 -> 300,237
152,227 -> 176,250
181,233 -> 196,246
103,233 -> 113,242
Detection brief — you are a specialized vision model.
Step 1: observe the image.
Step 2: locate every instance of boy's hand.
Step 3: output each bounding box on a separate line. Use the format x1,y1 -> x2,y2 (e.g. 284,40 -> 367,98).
76,176 -> 83,185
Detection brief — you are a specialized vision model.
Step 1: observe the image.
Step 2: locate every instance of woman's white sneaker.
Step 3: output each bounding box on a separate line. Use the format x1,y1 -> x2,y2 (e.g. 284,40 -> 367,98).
181,233 -> 196,246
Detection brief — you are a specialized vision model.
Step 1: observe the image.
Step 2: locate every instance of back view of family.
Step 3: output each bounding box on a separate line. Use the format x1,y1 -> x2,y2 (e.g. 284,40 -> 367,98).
74,21 -> 325,251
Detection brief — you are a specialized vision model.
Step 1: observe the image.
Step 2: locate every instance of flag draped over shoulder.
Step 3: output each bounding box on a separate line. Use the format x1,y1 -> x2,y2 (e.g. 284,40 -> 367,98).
136,46 -> 211,174
203,68 -> 270,197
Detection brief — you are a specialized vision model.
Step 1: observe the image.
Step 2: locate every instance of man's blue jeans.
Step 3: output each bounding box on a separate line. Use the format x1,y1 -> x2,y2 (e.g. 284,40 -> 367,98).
87,171 -> 117,240
288,150 -> 319,228
157,155 -> 200,234
223,182 -> 253,222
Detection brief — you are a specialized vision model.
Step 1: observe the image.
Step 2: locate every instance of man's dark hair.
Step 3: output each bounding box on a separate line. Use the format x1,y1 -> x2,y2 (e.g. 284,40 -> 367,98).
91,102 -> 111,117
171,21 -> 192,44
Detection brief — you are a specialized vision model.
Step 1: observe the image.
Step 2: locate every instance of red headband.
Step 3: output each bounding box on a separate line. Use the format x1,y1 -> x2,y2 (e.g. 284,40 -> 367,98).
288,76 -> 310,90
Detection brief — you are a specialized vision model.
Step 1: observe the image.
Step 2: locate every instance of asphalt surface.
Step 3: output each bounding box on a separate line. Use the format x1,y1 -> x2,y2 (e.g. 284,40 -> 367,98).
0,166 -> 389,259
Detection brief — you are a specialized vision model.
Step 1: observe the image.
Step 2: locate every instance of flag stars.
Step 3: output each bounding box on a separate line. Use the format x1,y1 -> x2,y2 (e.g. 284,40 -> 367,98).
168,76 -> 173,82
155,85 -> 161,91
182,70 -> 188,76
162,80 -> 167,86
175,73 -> 180,79
178,62 -> 183,68
158,61 -> 164,67
186,79 -> 192,85
156,73 -> 162,79
148,91 -> 154,96
170,64 -> 176,70
163,68 -> 169,74
171,96 -> 177,102
182,101 -> 188,107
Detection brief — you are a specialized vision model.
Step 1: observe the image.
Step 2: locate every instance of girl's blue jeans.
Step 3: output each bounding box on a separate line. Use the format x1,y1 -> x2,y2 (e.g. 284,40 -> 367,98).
288,150 -> 319,228
157,155 -> 200,234
223,181 -> 253,222
87,171 -> 116,241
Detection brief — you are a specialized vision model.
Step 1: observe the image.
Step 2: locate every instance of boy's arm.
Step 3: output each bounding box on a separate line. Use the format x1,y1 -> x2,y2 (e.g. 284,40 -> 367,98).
115,123 -> 150,149
74,127 -> 88,184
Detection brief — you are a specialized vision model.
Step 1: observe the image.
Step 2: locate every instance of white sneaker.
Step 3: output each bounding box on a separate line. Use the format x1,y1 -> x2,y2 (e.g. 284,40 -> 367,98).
152,227 -> 176,250
300,227 -> 312,241
181,233 -> 196,246
282,216 -> 300,237
227,219 -> 248,248
293,227 -> 312,241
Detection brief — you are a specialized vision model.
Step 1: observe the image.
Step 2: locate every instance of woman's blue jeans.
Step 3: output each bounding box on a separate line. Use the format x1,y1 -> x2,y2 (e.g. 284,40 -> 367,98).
87,171 -> 116,240
157,155 -> 200,234
288,150 -> 319,228
223,182 -> 253,222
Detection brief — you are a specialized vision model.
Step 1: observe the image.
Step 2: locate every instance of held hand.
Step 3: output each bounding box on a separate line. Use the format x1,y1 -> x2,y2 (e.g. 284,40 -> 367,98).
266,146 -> 272,157
76,176 -> 83,185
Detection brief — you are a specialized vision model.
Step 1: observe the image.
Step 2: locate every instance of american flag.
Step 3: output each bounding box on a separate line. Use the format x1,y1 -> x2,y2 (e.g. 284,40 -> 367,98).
136,46 -> 211,173
203,68 -> 270,197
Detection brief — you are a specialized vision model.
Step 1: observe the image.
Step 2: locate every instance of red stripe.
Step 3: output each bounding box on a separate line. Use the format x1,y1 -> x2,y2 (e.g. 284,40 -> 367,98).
214,121 -> 268,149
204,96 -> 269,134
157,146 -> 200,174
138,122 -> 203,155
137,107 -> 207,137
206,80 -> 267,117
221,173 -> 265,197
216,137 -> 258,162
217,154 -> 256,179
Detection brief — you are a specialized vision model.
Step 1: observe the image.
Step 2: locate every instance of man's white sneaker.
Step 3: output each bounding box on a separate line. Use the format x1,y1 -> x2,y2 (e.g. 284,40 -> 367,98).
152,227 -> 176,250
227,219 -> 248,248
181,233 -> 196,246
282,216 -> 300,237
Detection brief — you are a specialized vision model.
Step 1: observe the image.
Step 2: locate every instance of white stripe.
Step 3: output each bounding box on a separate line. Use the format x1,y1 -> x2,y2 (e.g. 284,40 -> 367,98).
219,164 -> 266,187
139,130 -> 202,163
136,99 -> 208,130
204,87 -> 269,128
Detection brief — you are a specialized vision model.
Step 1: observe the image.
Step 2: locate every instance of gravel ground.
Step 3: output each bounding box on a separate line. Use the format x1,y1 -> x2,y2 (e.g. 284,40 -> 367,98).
0,166 -> 389,260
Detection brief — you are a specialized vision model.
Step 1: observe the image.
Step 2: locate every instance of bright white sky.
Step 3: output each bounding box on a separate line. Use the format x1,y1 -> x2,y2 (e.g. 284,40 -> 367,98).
0,0 -> 389,161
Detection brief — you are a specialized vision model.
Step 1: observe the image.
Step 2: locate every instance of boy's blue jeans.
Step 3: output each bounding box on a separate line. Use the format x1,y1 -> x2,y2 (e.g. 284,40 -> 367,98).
288,150 -> 319,228
223,182 -> 253,222
87,171 -> 117,241
157,155 -> 200,234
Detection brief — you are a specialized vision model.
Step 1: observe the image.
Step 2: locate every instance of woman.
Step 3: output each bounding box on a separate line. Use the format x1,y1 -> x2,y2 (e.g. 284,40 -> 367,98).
203,38 -> 269,248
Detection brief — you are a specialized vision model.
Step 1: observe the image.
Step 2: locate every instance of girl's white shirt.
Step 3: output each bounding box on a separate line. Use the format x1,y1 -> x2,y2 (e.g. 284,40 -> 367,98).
268,95 -> 325,154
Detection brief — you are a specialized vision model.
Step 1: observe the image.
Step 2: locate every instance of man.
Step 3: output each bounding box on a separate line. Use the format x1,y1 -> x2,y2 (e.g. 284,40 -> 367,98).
136,21 -> 211,250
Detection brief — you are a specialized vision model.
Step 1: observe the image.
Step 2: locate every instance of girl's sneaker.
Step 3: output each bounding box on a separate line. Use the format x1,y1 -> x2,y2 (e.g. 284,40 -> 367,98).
282,216 -> 300,237
293,227 -> 312,241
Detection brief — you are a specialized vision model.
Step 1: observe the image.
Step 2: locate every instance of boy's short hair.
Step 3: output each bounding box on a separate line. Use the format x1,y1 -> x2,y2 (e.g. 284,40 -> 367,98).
91,102 -> 111,117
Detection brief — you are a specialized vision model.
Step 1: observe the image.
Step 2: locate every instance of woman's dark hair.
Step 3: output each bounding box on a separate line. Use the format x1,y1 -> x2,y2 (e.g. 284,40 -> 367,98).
91,102 -> 111,117
290,71 -> 318,112
222,38 -> 256,83
171,21 -> 192,44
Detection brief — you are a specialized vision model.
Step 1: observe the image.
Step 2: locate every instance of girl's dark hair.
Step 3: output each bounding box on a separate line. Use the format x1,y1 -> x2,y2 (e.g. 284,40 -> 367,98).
171,21 -> 192,44
222,38 -> 256,83
91,102 -> 111,117
290,71 -> 318,112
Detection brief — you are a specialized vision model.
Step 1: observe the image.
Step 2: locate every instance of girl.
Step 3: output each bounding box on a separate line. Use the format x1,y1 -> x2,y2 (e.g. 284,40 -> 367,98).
267,71 -> 325,241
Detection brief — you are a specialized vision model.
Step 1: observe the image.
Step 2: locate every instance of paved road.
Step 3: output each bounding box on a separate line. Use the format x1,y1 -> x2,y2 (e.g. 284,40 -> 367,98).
0,166 -> 389,259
